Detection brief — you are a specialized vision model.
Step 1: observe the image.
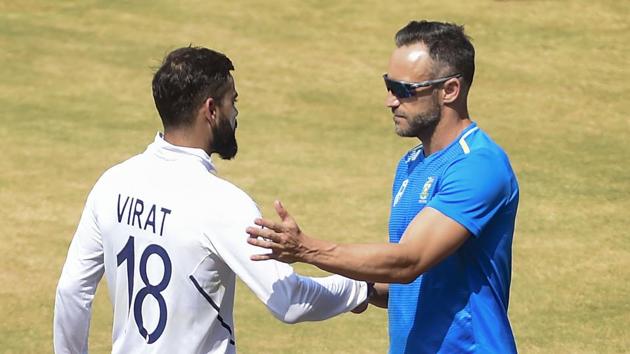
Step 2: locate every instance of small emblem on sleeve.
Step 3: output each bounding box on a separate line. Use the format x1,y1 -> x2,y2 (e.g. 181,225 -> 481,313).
419,176 -> 435,203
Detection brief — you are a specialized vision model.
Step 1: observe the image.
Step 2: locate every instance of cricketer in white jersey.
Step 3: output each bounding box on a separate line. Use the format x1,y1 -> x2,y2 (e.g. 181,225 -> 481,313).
54,47 -> 368,354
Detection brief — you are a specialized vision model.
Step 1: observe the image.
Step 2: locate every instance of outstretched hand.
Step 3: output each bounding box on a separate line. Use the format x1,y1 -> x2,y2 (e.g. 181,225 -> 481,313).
246,200 -> 312,264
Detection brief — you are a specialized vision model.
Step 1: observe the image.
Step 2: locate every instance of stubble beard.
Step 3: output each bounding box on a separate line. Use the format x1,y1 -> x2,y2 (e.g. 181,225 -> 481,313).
395,93 -> 441,138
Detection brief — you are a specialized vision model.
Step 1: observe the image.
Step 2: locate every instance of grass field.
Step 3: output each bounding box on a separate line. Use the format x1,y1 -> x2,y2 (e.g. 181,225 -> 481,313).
1,0 -> 629,353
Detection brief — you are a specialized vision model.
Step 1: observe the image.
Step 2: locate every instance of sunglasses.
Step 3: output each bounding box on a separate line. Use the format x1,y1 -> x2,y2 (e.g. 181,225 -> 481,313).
383,73 -> 462,99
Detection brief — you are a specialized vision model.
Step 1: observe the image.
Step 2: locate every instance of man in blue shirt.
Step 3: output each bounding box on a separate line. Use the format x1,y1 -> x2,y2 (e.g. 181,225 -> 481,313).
247,20 -> 519,353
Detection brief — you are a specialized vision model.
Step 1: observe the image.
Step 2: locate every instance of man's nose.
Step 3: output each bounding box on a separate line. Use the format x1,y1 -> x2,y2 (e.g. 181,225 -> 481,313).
385,91 -> 400,108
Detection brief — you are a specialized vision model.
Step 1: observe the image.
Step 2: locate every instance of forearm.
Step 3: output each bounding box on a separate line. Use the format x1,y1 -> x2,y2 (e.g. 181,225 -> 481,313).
54,276 -> 96,353
302,237 -> 421,283
264,273 -> 368,323
54,222 -> 103,352
249,204 -> 470,285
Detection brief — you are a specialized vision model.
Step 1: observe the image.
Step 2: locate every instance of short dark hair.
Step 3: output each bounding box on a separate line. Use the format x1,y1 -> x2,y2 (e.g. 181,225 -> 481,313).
152,46 -> 234,128
395,21 -> 475,87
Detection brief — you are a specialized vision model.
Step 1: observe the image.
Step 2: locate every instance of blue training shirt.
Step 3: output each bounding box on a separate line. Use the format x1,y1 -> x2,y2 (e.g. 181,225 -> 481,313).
388,122 -> 519,354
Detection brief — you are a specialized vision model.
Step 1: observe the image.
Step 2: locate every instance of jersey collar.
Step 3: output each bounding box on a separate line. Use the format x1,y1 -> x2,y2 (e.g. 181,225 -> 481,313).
404,121 -> 479,166
147,132 -> 217,174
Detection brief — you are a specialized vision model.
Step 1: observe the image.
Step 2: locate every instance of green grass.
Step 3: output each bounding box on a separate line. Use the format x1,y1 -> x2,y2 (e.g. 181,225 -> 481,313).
1,0 -> 628,353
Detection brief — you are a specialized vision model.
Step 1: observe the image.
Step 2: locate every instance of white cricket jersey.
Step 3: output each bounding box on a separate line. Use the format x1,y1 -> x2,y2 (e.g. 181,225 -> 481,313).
54,133 -> 368,354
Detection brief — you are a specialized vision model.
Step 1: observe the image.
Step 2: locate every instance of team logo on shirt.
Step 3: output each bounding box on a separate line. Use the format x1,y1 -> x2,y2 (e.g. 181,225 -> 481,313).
419,176 -> 435,204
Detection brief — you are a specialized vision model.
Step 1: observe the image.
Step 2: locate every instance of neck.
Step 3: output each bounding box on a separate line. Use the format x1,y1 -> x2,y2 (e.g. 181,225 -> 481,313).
163,126 -> 211,155
418,112 -> 471,156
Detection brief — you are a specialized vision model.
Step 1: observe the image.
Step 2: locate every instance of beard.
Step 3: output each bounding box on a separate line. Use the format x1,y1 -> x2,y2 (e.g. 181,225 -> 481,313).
394,92 -> 441,137
211,118 -> 238,160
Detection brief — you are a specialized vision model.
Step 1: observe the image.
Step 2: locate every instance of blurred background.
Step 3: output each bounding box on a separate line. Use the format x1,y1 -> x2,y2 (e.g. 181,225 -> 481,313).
1,0 -> 628,352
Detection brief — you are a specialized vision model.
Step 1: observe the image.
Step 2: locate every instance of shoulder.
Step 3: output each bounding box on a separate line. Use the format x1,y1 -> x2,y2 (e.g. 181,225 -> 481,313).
87,154 -> 145,197
442,147 -> 514,195
186,174 -> 262,226
193,176 -> 262,238
436,132 -> 518,210
448,125 -> 514,177
97,153 -> 145,182
457,126 -> 510,162
210,177 -> 259,211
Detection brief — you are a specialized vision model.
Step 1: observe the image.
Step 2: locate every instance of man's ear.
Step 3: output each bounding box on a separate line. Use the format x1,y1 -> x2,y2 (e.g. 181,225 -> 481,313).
204,97 -> 217,123
441,78 -> 461,104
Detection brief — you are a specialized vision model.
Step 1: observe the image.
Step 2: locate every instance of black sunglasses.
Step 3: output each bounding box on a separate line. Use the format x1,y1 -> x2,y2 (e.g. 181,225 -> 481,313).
383,73 -> 462,99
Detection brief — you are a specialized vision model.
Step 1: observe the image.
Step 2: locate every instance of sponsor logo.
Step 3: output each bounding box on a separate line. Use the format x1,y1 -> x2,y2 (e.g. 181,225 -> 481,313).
393,179 -> 409,207
406,148 -> 422,163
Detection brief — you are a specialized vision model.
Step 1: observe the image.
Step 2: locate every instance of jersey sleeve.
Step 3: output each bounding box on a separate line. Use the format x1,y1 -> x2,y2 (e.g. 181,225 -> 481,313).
54,183 -> 106,354
205,191 -> 368,323
426,149 -> 511,237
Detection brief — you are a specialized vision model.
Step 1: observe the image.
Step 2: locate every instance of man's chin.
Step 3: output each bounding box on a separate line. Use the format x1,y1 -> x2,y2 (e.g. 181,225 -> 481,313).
217,147 -> 238,160
394,125 -> 414,137
212,131 -> 238,160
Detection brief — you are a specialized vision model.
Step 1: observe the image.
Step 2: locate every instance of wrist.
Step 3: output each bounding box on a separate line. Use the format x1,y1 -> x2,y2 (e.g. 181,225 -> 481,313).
303,236 -> 334,265
366,282 -> 376,302
299,233 -> 317,263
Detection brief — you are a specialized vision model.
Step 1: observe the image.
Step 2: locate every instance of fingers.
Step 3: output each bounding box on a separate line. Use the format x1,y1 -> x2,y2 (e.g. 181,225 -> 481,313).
247,234 -> 275,248
247,236 -> 279,262
245,200 -> 297,265
252,218 -> 284,232
351,300 -> 369,314
245,226 -> 280,241
274,200 -> 290,222
250,253 -> 274,261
